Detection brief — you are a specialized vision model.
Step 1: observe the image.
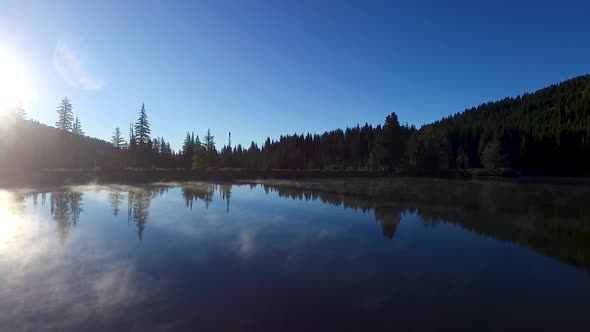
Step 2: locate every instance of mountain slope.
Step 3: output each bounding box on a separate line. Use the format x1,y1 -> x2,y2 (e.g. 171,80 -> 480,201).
418,74 -> 590,174
0,116 -> 114,170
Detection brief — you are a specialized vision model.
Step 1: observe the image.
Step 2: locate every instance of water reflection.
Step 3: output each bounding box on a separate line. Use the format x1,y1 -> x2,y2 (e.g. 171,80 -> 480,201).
4,180 -> 590,273
49,192 -> 84,243
108,191 -> 124,216
181,183 -> 216,210
259,179 -> 590,273
0,180 -> 590,331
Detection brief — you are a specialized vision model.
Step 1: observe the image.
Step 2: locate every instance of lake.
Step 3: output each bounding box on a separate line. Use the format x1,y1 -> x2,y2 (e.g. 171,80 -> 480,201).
1,179 -> 590,331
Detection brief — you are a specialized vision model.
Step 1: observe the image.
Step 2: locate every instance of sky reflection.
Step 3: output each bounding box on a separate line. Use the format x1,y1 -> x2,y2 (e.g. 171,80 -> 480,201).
0,180 -> 589,331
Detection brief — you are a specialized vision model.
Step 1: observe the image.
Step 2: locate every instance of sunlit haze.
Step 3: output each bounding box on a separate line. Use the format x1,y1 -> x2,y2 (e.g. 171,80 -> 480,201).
0,48 -> 37,115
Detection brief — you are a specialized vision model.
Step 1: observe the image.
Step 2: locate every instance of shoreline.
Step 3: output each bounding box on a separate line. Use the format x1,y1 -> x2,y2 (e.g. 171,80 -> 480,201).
1,168 -> 589,189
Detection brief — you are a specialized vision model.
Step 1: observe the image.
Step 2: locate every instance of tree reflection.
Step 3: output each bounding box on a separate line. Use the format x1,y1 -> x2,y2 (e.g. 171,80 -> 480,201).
50,191 -> 84,243
108,191 -> 125,216
260,179 -> 590,273
220,184 -> 231,213
374,206 -> 403,239
127,191 -> 152,242
181,184 -> 216,211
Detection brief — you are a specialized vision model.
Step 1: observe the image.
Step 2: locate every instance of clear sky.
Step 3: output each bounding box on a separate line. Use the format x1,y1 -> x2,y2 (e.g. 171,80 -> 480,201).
1,0 -> 589,149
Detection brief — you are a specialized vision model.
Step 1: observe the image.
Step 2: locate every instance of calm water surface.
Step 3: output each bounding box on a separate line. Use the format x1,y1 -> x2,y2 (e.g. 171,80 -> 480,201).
1,179 -> 590,331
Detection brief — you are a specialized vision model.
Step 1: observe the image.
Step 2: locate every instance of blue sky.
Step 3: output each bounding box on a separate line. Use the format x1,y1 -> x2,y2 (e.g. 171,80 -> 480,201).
1,0 -> 589,149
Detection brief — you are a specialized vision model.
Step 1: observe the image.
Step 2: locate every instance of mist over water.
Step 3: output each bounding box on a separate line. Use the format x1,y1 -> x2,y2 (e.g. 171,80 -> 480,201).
1,179 -> 589,331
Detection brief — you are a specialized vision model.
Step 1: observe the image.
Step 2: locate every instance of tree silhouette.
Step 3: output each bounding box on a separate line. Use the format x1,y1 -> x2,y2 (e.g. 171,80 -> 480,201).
56,97 -> 74,132
372,112 -> 405,170
182,132 -> 195,169
134,103 -> 151,149
72,117 -> 85,136
111,126 -> 126,148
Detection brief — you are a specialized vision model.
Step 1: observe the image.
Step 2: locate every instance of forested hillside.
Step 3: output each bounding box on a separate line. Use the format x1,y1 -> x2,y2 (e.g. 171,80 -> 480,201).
2,75 -> 589,176
417,74 -> 590,174
0,117 -> 113,170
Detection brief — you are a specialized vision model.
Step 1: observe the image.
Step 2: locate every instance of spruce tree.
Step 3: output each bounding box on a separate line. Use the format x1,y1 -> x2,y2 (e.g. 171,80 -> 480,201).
134,103 -> 151,149
111,126 -> 125,148
204,129 -> 215,151
56,97 -> 74,131
72,117 -> 85,136
182,132 -> 195,169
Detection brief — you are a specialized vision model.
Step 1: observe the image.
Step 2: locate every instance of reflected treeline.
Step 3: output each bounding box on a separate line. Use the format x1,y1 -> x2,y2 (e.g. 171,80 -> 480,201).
181,183 -> 231,212
259,180 -> 590,273
49,192 -> 84,243
12,184 -> 233,244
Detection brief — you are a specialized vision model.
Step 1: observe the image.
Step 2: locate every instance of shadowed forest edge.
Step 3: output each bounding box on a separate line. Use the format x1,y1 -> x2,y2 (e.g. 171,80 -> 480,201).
2,75 -> 590,182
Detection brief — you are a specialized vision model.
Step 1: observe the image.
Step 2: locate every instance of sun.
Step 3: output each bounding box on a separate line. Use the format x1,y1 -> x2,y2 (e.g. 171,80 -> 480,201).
0,48 -> 36,116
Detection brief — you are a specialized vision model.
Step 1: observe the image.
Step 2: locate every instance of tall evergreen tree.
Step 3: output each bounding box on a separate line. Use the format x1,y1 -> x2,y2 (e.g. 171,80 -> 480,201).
372,112 -> 405,170
72,117 -> 85,136
134,103 -> 151,148
204,129 -> 215,151
111,126 -> 125,148
182,132 -> 195,169
203,129 -> 217,167
56,97 -> 74,131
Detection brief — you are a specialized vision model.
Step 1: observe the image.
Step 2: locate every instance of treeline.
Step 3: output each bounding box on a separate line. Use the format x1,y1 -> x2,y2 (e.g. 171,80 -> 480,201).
2,74 -> 590,175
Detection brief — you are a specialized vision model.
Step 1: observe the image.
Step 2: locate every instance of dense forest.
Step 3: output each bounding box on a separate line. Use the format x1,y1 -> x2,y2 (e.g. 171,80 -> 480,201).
1,74 -> 589,175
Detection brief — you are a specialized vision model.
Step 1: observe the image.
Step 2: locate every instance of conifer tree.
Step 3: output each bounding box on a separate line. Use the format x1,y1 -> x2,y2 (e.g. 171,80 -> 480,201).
111,126 -> 125,148
72,117 -> 85,136
56,97 -> 74,131
134,103 -> 151,149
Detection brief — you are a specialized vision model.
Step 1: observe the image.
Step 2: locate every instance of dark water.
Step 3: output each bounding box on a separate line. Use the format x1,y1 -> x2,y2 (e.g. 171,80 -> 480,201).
1,179 -> 590,331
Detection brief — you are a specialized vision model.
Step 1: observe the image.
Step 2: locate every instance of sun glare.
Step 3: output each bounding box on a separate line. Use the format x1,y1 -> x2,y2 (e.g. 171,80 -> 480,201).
0,48 -> 36,115
0,192 -> 23,252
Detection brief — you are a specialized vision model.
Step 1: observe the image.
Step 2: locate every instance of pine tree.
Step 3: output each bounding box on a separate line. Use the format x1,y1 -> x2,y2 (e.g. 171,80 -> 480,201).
72,117 -> 85,136
182,132 -> 195,169
203,129 -> 216,167
111,126 -> 125,148
204,129 -> 215,151
56,97 -> 74,131
134,103 -> 151,149
372,112 -> 404,170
